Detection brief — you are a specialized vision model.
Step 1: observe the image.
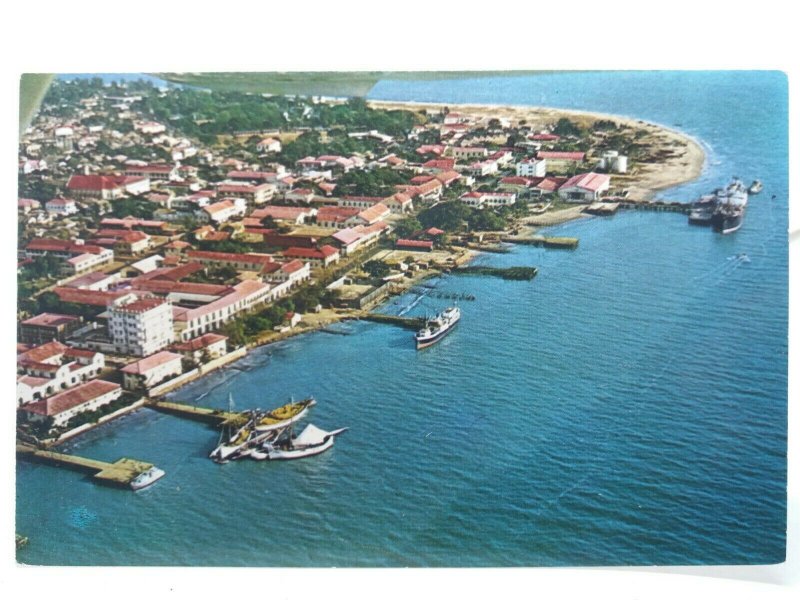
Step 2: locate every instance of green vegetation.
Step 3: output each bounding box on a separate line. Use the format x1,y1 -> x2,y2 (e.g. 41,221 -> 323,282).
221,284 -> 339,346
109,197 -> 157,219
333,167 -> 409,196
393,216 -> 423,238
552,117 -> 584,138
362,260 -> 391,278
454,266 -> 538,280
417,200 -> 527,233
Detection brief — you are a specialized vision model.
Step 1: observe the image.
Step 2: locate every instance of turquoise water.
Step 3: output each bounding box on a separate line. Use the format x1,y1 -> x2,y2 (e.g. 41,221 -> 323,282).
17,71 -> 788,566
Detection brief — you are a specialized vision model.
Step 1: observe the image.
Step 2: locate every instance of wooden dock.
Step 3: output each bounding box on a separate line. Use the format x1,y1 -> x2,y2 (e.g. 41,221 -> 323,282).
16,443 -> 159,489
145,400 -> 247,428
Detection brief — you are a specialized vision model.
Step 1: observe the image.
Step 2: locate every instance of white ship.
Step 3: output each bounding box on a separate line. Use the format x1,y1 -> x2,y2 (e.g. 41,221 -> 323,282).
415,306 -> 461,350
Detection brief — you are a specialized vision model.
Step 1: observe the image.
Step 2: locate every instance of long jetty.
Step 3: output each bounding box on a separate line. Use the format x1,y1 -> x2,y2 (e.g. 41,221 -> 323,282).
617,200 -> 691,214
354,312 -> 426,330
502,235 -> 579,249
145,400 -> 248,427
16,443 -> 158,489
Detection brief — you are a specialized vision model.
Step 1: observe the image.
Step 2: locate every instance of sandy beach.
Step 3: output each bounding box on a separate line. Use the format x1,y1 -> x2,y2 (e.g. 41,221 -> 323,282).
368,99 -> 706,202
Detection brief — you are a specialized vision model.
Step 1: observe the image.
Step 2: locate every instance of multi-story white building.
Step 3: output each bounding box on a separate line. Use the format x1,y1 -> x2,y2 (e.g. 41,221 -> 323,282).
107,295 -> 174,356
516,158 -> 547,177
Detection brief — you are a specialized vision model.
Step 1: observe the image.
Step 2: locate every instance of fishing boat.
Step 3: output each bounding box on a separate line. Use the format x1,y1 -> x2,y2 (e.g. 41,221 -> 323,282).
209,417 -> 256,463
254,397 -> 316,432
415,306 -> 461,349
748,180 -> 763,194
130,466 -> 166,490
258,424 -> 348,461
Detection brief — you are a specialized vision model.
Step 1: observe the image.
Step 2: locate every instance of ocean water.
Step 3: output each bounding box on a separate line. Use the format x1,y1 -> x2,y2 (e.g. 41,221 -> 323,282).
16,71 -> 788,566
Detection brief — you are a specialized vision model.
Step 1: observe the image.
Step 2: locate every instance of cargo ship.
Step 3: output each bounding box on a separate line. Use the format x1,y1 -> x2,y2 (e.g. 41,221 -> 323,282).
687,179 -> 749,234
415,306 -> 460,349
711,179 -> 748,234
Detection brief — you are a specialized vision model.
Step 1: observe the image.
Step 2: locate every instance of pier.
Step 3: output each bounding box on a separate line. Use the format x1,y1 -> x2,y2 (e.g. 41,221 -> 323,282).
501,235 -> 579,249
354,312 -> 427,329
16,443 -> 159,489
145,400 -> 248,428
617,200 -> 691,214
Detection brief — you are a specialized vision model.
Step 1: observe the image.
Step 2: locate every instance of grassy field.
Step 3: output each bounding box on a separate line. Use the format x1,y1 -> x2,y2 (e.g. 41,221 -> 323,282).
19,74 -> 54,135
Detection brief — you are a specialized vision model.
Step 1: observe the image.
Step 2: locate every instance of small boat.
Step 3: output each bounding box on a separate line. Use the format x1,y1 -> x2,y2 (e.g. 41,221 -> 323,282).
259,424 -> 348,460
130,466 -> 166,490
254,397 -> 316,432
748,180 -> 763,194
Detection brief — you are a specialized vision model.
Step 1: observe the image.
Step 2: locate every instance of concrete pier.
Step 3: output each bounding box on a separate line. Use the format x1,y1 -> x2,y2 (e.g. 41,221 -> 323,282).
17,443 -> 159,489
144,401 -> 248,428
354,312 -> 427,330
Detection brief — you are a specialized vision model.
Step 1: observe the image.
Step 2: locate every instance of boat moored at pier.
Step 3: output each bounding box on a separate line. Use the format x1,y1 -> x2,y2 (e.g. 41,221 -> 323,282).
415,306 -> 461,350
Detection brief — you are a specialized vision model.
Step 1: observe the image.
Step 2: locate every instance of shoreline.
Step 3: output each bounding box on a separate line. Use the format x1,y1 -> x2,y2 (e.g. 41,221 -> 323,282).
36,101 -> 707,437
369,98 -> 707,201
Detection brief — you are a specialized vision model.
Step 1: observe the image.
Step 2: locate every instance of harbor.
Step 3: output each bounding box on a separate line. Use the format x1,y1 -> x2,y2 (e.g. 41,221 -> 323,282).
14,71 -> 788,568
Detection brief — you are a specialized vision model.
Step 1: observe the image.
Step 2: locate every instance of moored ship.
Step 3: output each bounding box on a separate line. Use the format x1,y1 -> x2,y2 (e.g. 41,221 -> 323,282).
687,179 -> 749,234
711,178 -> 748,234
415,306 -> 461,350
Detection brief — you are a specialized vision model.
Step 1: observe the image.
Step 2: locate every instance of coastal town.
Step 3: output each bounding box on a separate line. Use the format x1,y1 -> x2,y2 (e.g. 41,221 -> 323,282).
16,77 -> 703,478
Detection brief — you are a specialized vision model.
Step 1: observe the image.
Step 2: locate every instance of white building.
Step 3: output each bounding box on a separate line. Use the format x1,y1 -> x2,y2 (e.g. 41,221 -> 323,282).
173,279 -> 273,341
121,351 -> 183,390
16,342 -> 106,406
20,380 -> 122,429
108,295 -> 174,357
557,172 -> 611,202
201,198 -> 247,224
45,197 -> 79,217
516,158 -> 547,177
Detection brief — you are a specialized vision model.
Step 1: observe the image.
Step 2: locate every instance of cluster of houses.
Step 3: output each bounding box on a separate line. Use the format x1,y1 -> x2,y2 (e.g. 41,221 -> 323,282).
17,85 -> 627,438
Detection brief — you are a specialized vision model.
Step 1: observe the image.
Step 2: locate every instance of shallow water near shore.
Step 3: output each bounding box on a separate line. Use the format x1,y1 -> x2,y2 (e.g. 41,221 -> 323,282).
17,71 -> 788,566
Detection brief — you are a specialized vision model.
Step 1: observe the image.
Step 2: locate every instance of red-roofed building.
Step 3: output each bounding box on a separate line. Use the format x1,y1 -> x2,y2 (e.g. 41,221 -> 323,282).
422,158 -> 457,172
66,174 -> 150,199
261,259 -> 311,287
337,196 -> 386,210
536,151 -> 586,169
557,172 -> 611,202
201,198 -> 246,224
251,206 -> 315,224
19,313 -> 83,345
19,380 -> 122,428
186,250 -> 274,272
316,206 -> 361,229
25,238 -> 114,275
215,183 -> 275,204
121,351 -> 183,390
90,229 -> 151,254
434,170 -> 461,188
282,245 -> 340,269
396,239 -> 434,252
356,203 -> 390,225
124,163 -> 177,181
172,333 -> 228,363
16,341 -> 105,405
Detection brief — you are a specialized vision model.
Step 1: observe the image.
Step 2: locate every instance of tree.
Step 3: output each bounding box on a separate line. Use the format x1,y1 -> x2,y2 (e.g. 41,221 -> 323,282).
362,260 -> 391,278
417,201 -> 473,232
393,216 -> 422,238
552,117 -> 584,138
